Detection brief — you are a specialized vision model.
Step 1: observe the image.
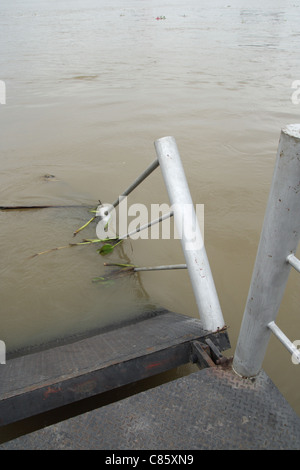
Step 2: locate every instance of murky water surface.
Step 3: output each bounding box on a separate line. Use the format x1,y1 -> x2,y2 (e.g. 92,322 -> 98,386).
1,0 -> 300,418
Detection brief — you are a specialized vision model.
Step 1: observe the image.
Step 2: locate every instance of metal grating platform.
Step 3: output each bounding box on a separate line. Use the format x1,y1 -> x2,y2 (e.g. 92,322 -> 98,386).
1,366 -> 300,450
0,309 -> 229,426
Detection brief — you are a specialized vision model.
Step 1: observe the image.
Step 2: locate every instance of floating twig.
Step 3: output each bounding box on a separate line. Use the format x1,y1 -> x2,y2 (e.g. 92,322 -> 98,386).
103,262 -> 137,268
29,238 -> 117,259
29,245 -> 72,258
73,216 -> 96,237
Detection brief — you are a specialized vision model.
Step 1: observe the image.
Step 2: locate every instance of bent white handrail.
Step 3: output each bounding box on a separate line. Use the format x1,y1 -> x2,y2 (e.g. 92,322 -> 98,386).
155,136 -> 225,332
104,137 -> 226,333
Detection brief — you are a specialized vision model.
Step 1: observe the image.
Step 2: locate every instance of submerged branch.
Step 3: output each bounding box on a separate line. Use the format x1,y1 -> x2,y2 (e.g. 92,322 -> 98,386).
0,205 -> 90,211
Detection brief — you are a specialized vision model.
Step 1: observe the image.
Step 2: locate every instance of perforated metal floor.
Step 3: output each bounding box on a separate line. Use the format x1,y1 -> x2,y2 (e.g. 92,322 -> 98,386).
2,367 -> 300,450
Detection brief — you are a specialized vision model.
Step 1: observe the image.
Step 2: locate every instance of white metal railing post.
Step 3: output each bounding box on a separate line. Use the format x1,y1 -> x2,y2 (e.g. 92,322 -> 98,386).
154,136 -> 225,332
233,124 -> 300,377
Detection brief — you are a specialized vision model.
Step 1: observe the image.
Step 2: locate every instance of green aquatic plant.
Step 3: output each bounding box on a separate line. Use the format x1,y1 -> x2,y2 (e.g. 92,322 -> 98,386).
73,216 -> 96,237
27,200 -> 121,259
97,239 -> 123,256
29,237 -> 120,258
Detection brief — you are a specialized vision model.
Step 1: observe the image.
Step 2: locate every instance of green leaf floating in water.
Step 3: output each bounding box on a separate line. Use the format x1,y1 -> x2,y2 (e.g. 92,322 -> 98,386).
97,239 -> 123,256
98,244 -> 114,255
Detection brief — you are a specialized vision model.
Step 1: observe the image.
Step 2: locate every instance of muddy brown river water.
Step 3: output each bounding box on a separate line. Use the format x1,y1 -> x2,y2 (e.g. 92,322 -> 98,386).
0,0 -> 300,429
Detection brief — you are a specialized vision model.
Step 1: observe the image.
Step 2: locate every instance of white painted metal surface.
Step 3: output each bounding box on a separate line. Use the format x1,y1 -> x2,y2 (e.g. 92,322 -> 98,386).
233,124 -> 300,377
155,136 -> 225,332
119,211 -> 173,239
267,321 -> 300,364
134,264 -> 187,272
287,253 -> 300,273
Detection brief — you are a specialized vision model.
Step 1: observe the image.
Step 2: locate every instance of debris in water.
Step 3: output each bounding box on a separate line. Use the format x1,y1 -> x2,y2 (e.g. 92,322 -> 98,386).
42,174 -> 57,181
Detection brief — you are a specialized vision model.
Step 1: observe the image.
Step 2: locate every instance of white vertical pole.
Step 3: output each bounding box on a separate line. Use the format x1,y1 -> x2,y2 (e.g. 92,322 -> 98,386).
154,136 -> 225,332
233,124 -> 300,377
